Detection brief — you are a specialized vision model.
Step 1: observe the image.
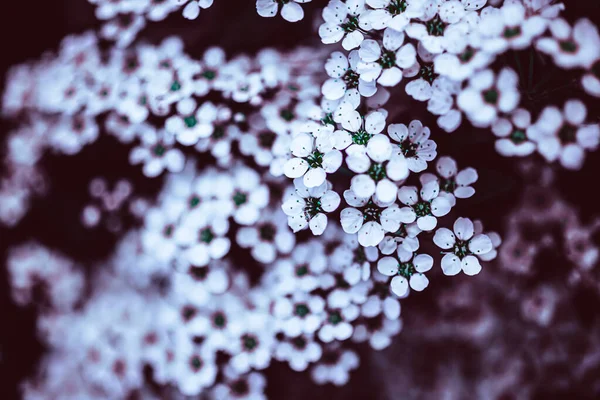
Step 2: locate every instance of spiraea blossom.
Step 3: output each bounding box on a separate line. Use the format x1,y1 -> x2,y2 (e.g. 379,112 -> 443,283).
3,0 -> 600,399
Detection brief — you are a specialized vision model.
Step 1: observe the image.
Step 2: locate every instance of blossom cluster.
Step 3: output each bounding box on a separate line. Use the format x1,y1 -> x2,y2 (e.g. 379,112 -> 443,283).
1,0 -> 599,399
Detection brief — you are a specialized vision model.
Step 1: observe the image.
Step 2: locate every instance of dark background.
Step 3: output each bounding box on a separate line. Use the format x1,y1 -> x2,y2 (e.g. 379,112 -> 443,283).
1,1 -> 600,399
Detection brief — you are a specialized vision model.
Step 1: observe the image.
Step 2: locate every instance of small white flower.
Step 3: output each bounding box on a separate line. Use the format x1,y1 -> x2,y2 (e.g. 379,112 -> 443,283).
457,67 -> 520,128
284,132 -> 343,188
377,249 -> 433,297
257,0 -> 311,22
527,99 -> 600,170
129,129 -> 185,178
419,156 -> 478,206
319,0 -> 370,50
397,179 -> 452,232
491,108 -> 537,157
357,29 -> 416,87
433,217 -> 493,276
387,120 -> 437,173
362,0 -> 426,32
176,0 -> 215,20
282,179 -> 341,235
322,51 -> 377,101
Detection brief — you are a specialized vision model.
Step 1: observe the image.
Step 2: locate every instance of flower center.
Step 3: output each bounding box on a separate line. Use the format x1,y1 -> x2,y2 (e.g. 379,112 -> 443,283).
190,355 -> 203,371
559,40 -> 578,53
328,311 -> 343,325
440,178 -> 456,193
259,223 -> 276,241
343,69 -> 360,89
322,113 -> 335,126
295,264 -> 308,277
399,140 -> 419,158
419,64 -> 437,84
231,379 -> 249,395
190,266 -> 208,280
453,239 -> 470,259
189,195 -> 200,208
294,304 -> 310,317
459,47 -> 475,63
341,15 -> 360,33
292,336 -> 307,349
304,197 -> 323,218
163,224 -> 174,237
378,50 -> 397,69
200,228 -> 214,243
212,125 -> 225,139
483,89 -> 499,105
352,128 -> 372,145
397,261 -> 415,278
258,132 -> 276,148
242,334 -> 258,351
510,129 -> 527,144
558,124 -> 577,144
305,150 -> 324,168
280,109 -> 295,122
153,144 -> 166,156
233,191 -> 247,206
213,312 -> 227,328
503,26 -> 522,39
362,201 -> 382,222
182,305 -> 196,321
170,80 -> 181,92
202,70 -> 216,80
368,163 -> 386,181
386,0 -> 408,15
413,201 -> 431,217
427,15 -> 446,37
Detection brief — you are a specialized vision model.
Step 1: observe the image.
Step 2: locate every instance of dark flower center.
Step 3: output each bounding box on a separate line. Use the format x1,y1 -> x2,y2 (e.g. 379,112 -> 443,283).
280,109 -> 295,122
213,312 -> 227,328
259,223 -> 276,241
427,15 -> 446,36
397,261 -> 415,278
378,50 -> 397,69
182,305 -> 196,321
559,40 -> 578,53
368,163 -> 386,181
558,124 -> 577,144
305,197 -> 323,218
441,178 -> 456,193
322,113 -> 335,126
190,355 -> 203,371
510,129 -> 527,144
242,334 -> 258,351
459,47 -> 475,63
233,191 -> 247,206
170,80 -> 181,92
292,336 -> 307,349
413,201 -> 431,217
343,70 -> 360,89
503,26 -> 522,39
305,150 -> 324,168
153,144 -> 166,156
200,228 -> 214,243
483,89 -> 499,105
163,224 -> 174,237
259,132 -> 276,148
202,70 -> 216,80
294,304 -> 310,317
295,265 -> 308,277
419,64 -> 438,84
184,116 -> 197,128
362,201 -> 382,222
399,140 -> 419,158
328,311 -> 343,325
341,15 -> 360,33
231,379 -> 249,395
387,0 -> 407,15
190,266 -> 208,280
352,128 -> 372,145
453,239 -> 470,259
212,125 -> 225,139
189,195 -> 200,208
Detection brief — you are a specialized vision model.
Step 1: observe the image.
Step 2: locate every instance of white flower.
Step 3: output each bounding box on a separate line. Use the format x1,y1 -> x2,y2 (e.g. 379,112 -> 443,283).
478,2 -> 548,53
212,370 -> 267,400
173,347 -> 217,395
236,209 -> 296,263
176,0 -> 215,20
129,129 -> 185,178
433,217 -> 493,276
175,213 -> 231,267
387,120 -> 437,173
257,0 -> 311,22
322,51 -> 377,101
491,108 -> 537,157
274,334 -> 322,371
397,180 -> 452,232
165,98 -> 214,146
362,0 -> 425,32
334,108 -> 387,152
536,18 -> 600,70
311,345 -> 359,386
457,67 -> 520,128
527,99 -> 600,170
341,191 -> 411,247
284,132 -> 343,188
418,156 -> 477,207
405,0 -> 468,54
282,179 -> 341,235
357,28 -> 416,87
273,291 -> 326,337
377,250 -> 432,297
319,0 -> 370,50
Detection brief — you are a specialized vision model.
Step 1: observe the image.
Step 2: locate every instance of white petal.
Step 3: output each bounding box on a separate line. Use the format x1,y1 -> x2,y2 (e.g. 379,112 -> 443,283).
390,275 -> 409,297
441,253 -> 461,276
358,221 -> 385,247
281,2 -> 304,22
461,255 -> 482,276
433,228 -> 455,249
409,274 -> 429,291
340,208 -> 364,234
413,253 -> 433,273
284,158 -> 309,178
468,234 -> 493,255
304,168 -> 327,188
309,213 -> 328,235
377,256 -> 398,276
417,215 -> 437,231
453,217 -> 474,241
